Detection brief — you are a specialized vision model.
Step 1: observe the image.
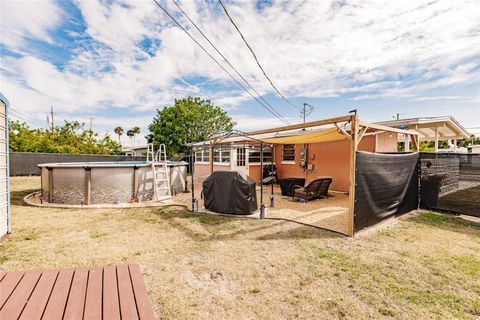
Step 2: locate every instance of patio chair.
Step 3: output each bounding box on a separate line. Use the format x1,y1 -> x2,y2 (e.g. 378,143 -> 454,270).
292,177 -> 332,202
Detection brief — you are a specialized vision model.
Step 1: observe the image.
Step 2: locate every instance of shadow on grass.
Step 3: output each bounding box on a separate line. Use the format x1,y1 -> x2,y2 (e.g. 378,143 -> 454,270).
10,189 -> 38,206
409,211 -> 480,236
438,185 -> 480,217
154,207 -> 344,241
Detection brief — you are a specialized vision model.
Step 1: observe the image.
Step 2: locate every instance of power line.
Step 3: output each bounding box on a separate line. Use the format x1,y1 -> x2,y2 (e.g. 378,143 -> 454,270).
218,0 -> 302,111
9,108 -> 46,127
171,0 -> 289,124
152,0 -> 290,125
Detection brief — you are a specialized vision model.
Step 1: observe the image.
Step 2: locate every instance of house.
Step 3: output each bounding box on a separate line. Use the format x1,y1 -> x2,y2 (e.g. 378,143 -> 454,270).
192,115 -> 416,193
121,145 -> 149,156
375,116 -> 471,152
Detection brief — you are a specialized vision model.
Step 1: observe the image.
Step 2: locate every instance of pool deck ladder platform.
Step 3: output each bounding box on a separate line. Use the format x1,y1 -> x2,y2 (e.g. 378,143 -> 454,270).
147,144 -> 172,201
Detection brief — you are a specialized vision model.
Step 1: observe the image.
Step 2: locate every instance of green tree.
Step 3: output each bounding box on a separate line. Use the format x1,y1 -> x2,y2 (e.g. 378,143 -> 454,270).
132,126 -> 140,146
126,129 -> 135,148
114,126 -> 124,145
148,97 -> 235,155
459,135 -> 480,147
8,120 -> 121,155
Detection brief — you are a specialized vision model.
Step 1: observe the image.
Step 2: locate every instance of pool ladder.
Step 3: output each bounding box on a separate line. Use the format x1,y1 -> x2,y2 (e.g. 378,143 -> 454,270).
147,144 -> 172,201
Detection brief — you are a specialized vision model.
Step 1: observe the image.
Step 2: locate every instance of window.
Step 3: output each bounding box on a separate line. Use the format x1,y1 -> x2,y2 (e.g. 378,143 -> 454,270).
194,149 -> 210,163
248,146 -> 272,163
194,147 -> 230,164
282,144 -> 295,162
221,149 -> 230,163
236,148 -> 246,166
211,147 -> 231,164
213,149 -> 220,162
202,150 -> 210,162
195,151 -> 202,162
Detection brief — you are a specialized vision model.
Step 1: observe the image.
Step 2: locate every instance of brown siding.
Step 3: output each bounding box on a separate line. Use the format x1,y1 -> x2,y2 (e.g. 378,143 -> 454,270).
274,136 -> 375,192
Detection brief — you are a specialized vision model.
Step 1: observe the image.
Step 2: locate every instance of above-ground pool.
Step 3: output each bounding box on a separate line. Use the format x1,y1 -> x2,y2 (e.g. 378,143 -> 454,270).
38,161 -> 188,205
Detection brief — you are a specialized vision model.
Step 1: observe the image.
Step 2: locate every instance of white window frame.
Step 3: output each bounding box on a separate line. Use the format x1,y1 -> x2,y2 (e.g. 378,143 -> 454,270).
281,144 -> 296,164
248,146 -> 273,165
213,147 -> 230,165
194,149 -> 211,163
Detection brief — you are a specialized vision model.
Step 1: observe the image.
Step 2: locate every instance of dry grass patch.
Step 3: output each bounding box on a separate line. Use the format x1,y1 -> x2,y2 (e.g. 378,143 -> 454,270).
1,177 -> 479,319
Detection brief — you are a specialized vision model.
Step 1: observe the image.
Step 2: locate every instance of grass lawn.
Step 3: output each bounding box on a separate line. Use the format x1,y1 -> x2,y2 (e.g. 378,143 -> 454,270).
1,177 -> 480,319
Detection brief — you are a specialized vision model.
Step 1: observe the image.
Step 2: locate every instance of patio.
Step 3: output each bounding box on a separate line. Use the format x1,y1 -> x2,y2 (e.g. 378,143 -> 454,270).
174,178 -> 350,235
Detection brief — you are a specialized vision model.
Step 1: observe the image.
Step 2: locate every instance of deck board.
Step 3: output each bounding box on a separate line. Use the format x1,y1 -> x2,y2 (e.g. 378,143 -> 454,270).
129,264 -> 156,320
0,264 -> 154,320
0,271 -> 24,309
103,265 -> 121,319
19,269 -> 59,320
0,270 -> 41,320
83,266 -> 103,320
117,264 -> 139,320
63,268 -> 89,320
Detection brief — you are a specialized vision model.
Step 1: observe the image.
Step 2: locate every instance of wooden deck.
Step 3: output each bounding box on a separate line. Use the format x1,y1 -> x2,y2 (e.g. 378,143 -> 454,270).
0,264 -> 155,320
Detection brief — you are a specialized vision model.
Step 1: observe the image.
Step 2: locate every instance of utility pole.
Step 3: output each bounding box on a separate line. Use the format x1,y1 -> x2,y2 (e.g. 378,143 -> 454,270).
89,117 -> 94,131
302,103 -> 306,128
302,103 -> 314,130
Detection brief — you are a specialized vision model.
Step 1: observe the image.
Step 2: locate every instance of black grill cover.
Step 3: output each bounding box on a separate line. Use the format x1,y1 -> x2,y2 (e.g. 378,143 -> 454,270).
202,171 -> 258,215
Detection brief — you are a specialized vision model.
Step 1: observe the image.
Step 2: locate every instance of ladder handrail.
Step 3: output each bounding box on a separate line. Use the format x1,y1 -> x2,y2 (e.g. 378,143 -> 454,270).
150,143 -> 172,201
146,143 -> 155,162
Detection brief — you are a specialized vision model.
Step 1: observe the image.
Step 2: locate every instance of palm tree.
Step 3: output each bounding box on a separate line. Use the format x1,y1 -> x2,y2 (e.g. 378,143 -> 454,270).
132,127 -> 140,146
114,126 -> 124,146
126,129 -> 134,148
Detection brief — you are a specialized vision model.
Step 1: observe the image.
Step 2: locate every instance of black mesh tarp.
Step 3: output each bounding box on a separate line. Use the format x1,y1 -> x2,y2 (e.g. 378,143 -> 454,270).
354,152 -> 419,232
202,171 -> 258,215
419,153 -> 480,217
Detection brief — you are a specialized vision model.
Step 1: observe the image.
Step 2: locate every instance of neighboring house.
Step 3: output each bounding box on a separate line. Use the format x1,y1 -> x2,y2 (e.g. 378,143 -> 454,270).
376,116 -> 471,152
121,145 -> 149,156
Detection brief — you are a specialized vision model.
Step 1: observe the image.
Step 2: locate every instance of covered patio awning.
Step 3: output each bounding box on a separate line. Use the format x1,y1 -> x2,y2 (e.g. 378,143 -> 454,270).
262,127 -> 348,144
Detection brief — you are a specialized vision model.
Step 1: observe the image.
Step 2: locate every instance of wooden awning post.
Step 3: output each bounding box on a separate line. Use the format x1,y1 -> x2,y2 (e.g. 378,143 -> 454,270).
191,145 -> 196,212
347,114 -> 359,236
260,142 -> 264,218
209,143 -> 214,174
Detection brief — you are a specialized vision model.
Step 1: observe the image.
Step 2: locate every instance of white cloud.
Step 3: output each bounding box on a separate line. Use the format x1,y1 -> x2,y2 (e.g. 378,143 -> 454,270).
0,0 -> 479,133
0,0 -> 63,50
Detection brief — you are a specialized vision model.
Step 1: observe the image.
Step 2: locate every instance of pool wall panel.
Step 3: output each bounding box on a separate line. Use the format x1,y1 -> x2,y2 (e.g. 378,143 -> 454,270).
52,168 -> 85,204
91,168 -> 134,204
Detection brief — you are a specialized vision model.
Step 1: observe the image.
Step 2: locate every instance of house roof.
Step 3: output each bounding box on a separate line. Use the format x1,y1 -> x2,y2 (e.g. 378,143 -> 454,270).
375,116 -> 470,140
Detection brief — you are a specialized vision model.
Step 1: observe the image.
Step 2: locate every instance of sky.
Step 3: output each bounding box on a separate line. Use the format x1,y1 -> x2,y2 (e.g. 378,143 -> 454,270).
1,0 -> 479,146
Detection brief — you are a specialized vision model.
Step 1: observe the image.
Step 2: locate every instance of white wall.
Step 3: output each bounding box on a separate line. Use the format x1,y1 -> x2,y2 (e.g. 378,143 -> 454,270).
0,98 -> 9,240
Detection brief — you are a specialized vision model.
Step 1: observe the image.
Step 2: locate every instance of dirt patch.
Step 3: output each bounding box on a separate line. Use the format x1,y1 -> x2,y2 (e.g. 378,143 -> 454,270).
2,177 -> 480,319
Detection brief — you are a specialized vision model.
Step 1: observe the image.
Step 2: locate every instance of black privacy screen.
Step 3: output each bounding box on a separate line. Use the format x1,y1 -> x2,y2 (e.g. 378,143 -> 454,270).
354,152 -> 419,232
